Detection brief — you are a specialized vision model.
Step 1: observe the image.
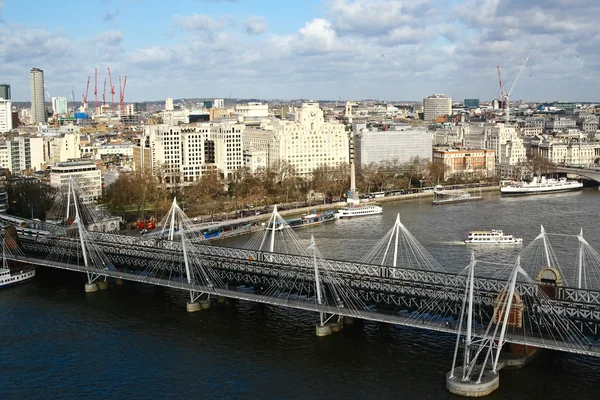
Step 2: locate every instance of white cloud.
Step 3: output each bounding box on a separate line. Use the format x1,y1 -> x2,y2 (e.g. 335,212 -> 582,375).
172,13 -> 223,32
4,0 -> 600,102
244,16 -> 268,36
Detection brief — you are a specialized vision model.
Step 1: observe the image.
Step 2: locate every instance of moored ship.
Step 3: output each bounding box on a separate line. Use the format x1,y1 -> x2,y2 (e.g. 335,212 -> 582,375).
500,176 -> 583,196
465,230 -> 522,244
334,205 -> 383,219
287,210 -> 336,228
0,267 -> 35,288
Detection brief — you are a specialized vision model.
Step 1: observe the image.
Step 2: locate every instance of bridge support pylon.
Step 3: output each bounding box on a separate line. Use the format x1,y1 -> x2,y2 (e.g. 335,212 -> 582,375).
446,368 -> 499,397
186,301 -> 201,312
84,283 -> 98,293
96,278 -> 108,290
315,324 -> 333,337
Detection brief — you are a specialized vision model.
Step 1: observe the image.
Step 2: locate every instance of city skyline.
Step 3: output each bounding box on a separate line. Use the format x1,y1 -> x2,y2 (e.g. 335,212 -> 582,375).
0,0 -> 598,103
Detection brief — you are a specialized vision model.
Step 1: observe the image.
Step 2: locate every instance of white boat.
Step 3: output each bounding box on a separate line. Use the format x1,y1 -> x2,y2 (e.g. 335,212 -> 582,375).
465,230 -> 522,244
0,267 -> 35,288
500,176 -> 583,196
334,205 -> 383,219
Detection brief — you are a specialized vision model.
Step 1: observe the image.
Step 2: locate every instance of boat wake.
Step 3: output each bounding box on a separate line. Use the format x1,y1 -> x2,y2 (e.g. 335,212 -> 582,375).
437,240 -> 467,246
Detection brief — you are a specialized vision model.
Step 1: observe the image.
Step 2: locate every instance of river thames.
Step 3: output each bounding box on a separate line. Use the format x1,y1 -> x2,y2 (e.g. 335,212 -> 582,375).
2,189 -> 600,399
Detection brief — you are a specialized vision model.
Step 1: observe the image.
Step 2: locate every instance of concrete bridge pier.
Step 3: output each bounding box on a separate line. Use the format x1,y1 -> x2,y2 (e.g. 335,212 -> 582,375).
446,367 -> 500,397
186,302 -> 201,312
115,278 -> 124,285
96,279 -> 108,290
199,299 -> 211,310
84,283 -> 98,293
315,323 -> 333,337
328,318 -> 343,333
217,296 -> 227,304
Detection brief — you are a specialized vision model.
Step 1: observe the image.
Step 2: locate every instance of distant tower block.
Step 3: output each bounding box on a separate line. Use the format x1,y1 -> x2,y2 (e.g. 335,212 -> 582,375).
344,101 -> 355,123
165,97 -> 174,111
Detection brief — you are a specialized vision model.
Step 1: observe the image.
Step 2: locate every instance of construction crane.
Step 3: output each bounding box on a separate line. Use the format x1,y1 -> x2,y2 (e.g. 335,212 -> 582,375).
82,76 -> 90,112
93,67 -> 98,114
108,67 -> 115,114
497,51 -> 531,123
102,77 -> 107,111
119,75 -> 127,115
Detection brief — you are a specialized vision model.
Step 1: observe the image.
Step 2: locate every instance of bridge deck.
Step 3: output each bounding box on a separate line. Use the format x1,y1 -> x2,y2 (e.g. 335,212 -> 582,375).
12,253 -> 600,358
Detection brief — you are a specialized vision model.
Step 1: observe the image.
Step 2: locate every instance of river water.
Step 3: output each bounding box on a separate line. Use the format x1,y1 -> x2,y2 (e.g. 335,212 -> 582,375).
2,189 -> 600,399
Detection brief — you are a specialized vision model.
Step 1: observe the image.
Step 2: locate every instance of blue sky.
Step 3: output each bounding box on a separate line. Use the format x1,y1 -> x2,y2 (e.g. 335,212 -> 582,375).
0,0 -> 598,102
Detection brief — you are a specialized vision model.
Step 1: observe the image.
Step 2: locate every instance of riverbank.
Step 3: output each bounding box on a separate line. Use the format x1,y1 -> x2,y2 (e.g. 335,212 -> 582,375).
187,185 -> 500,242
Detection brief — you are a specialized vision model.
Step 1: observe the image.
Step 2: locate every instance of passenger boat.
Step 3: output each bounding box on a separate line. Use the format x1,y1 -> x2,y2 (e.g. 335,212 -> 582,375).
432,189 -> 482,205
334,205 -> 383,219
0,267 -> 35,288
465,230 -> 522,244
500,176 -> 583,196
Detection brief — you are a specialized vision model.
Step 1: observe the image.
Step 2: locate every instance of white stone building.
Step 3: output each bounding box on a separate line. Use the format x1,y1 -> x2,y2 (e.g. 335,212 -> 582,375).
531,139 -> 600,166
235,102 -> 269,119
46,132 -> 81,165
243,102 -> 349,176
243,149 -> 267,174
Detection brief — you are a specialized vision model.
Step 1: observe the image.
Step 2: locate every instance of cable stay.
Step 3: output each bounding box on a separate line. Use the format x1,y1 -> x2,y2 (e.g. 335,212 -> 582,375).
360,213 -> 446,273
242,205 -> 309,256
46,176 -> 118,233
516,225 -> 568,286
136,198 -> 222,308
256,234 -> 371,335
446,254 -> 593,391
43,178 -> 116,289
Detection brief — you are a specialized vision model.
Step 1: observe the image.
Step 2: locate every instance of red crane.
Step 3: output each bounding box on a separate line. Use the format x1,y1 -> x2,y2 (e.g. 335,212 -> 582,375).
119,75 -> 127,114
82,76 -> 90,111
93,67 -> 98,114
108,67 -> 115,114
102,77 -> 107,110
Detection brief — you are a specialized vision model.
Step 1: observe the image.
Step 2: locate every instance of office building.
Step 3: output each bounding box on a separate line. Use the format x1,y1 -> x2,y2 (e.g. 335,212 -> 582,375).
354,127 -> 432,167
423,94 -> 452,123
51,96 -> 68,115
135,121 -> 244,185
432,149 -> 496,180
0,99 -> 12,132
10,136 -> 44,173
213,99 -> 225,109
235,102 -> 268,119
48,159 -> 102,203
464,99 -> 480,108
0,84 -> 10,100
30,68 -> 46,124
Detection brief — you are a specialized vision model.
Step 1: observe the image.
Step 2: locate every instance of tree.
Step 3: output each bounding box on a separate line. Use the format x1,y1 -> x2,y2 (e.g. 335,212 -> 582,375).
403,156 -> 430,189
6,181 -> 57,220
312,163 -> 349,198
103,172 -> 159,218
529,153 -> 556,176
427,161 -> 446,184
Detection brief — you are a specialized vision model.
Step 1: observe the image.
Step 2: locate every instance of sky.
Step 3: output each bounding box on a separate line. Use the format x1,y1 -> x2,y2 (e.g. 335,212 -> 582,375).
0,0 -> 598,103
